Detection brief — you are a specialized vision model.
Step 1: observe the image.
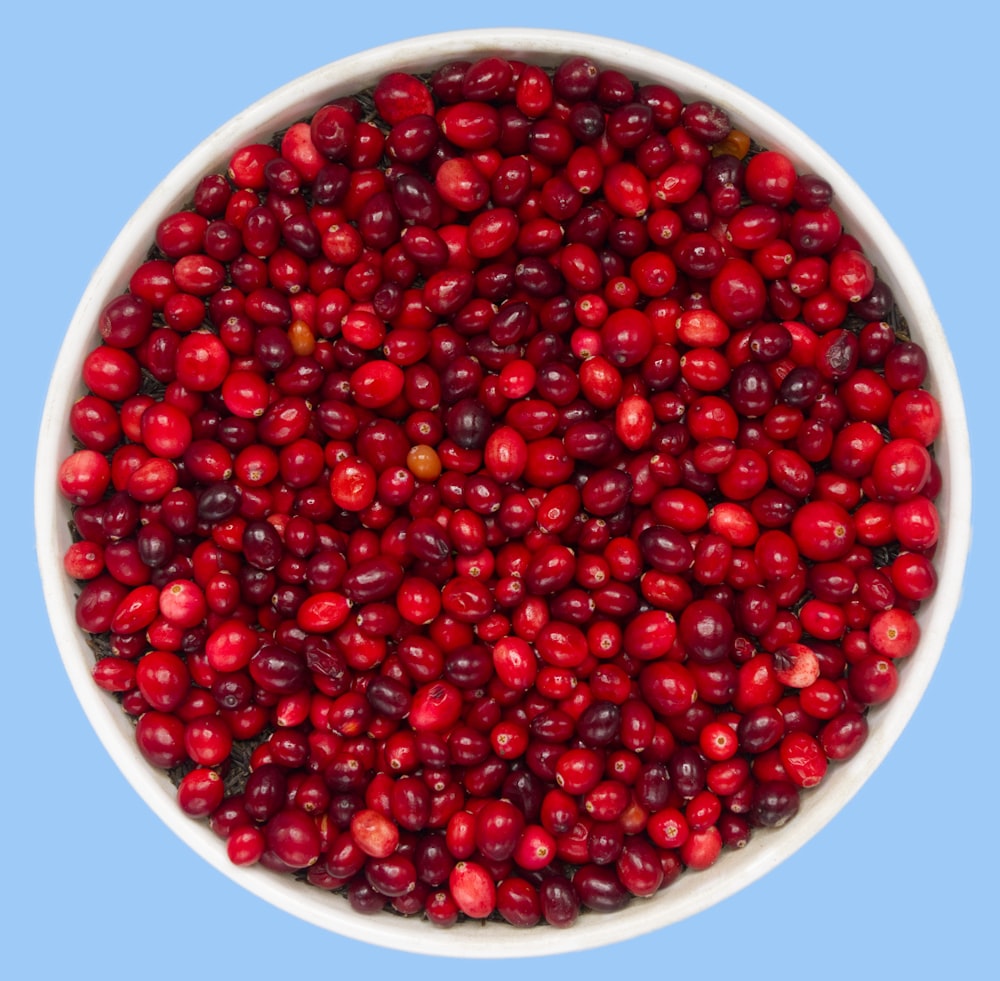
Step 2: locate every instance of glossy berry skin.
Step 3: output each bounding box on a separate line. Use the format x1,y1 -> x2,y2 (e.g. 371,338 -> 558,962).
58,52 -> 942,932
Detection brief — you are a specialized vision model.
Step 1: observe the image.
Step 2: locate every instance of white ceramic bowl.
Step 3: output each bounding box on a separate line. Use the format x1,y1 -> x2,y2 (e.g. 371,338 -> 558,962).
36,28 -> 972,958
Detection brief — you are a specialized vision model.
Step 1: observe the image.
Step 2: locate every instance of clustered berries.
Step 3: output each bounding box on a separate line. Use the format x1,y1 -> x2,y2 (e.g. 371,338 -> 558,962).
58,53 -> 942,928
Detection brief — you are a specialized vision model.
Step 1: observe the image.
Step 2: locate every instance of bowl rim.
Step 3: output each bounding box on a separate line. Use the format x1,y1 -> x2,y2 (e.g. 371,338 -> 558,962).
35,27 -> 972,959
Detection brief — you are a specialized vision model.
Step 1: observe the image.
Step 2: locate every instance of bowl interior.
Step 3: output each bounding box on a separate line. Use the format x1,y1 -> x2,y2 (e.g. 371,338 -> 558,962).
35,28 -> 972,958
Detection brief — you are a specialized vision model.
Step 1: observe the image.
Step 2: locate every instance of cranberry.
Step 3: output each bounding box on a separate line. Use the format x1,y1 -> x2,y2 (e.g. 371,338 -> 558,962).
750,780 -> 801,828
744,150 -> 797,208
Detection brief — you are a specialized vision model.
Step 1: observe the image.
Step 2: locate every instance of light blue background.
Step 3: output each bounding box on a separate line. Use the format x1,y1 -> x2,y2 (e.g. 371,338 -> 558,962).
6,2 -> 993,976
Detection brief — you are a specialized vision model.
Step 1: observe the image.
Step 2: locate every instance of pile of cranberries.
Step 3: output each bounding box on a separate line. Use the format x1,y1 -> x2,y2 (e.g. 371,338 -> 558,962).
57,53 -> 943,929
